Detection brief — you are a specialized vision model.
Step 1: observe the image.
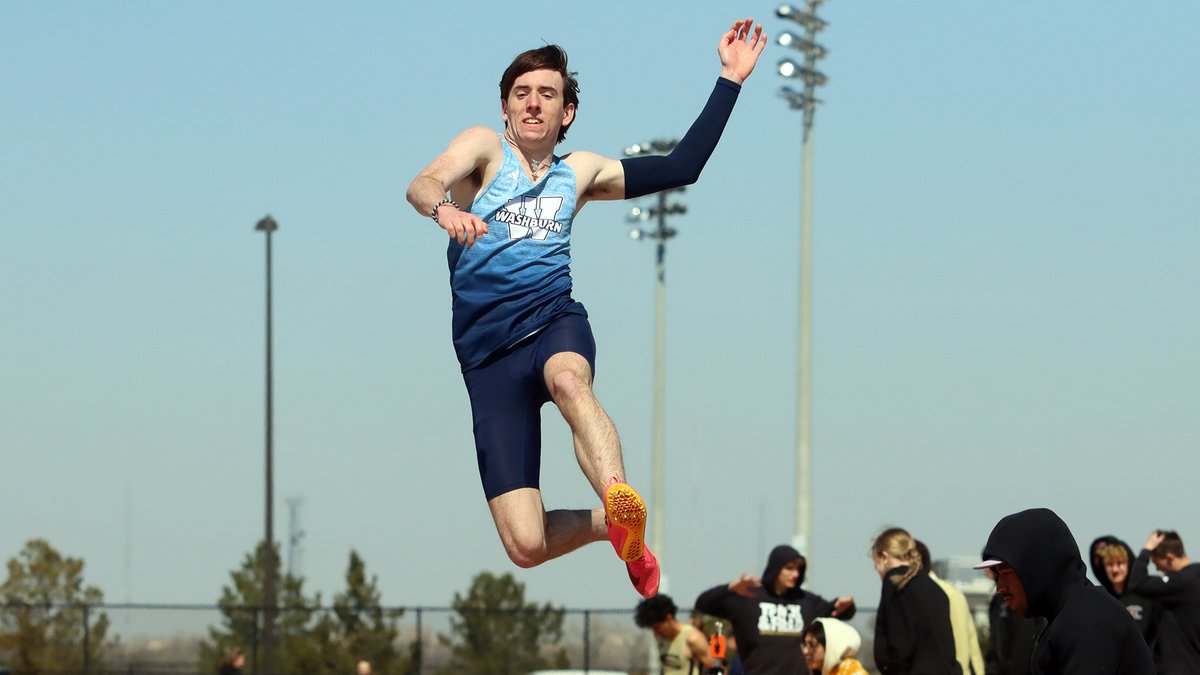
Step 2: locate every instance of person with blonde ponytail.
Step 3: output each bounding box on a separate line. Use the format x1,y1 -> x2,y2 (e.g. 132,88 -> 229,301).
870,528 -> 960,674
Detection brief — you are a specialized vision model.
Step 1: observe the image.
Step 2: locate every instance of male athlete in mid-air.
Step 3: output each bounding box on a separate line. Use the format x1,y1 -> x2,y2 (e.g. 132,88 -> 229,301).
407,18 -> 765,597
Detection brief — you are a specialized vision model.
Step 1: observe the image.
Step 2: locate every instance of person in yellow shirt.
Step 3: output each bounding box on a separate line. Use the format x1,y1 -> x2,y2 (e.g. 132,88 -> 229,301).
635,594 -> 715,675
916,540 -> 985,675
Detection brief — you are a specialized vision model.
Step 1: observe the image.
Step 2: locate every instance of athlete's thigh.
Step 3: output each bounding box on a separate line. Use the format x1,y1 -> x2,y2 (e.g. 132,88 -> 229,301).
462,344 -> 545,500
537,313 -> 597,393
487,486 -> 546,543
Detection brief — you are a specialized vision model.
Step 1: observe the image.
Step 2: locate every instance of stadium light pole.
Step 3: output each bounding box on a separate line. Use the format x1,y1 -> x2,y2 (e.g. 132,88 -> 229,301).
255,214 -> 279,674
775,1 -> 828,560
622,139 -> 683,588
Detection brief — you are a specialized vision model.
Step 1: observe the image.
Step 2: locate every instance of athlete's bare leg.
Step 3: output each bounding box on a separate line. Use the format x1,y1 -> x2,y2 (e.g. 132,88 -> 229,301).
487,488 -> 606,568
542,351 -> 625,495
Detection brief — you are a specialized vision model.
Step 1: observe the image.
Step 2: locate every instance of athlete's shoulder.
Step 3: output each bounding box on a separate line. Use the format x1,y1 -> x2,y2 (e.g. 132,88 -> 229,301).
563,149 -> 620,190
562,149 -> 609,167
448,126 -> 504,155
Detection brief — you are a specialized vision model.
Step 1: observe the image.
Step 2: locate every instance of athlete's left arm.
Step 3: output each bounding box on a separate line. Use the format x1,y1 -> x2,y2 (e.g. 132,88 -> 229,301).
579,18 -> 766,204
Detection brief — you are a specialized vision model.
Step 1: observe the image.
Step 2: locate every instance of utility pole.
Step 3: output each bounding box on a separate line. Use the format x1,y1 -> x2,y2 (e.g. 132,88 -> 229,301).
255,214 -> 279,674
774,1 -> 829,559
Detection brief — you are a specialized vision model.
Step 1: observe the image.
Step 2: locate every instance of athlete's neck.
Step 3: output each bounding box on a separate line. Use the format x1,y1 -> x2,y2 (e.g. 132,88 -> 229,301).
503,129 -> 554,180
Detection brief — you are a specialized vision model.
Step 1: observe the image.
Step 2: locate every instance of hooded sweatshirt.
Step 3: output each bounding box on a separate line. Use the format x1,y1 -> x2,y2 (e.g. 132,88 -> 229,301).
695,545 -> 856,675
980,508 -> 1155,674
1087,535 -> 1159,647
873,565 -> 960,674
812,618 -> 867,675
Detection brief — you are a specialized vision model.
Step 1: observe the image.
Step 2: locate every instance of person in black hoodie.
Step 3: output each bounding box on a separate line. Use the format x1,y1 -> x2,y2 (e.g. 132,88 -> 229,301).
983,592 -> 1038,675
1089,535 -> 1160,649
1128,529 -> 1200,675
694,544 -> 855,675
870,527 -> 960,675
977,508 -> 1154,674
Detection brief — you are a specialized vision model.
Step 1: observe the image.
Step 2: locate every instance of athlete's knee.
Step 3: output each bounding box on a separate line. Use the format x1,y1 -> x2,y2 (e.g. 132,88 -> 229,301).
501,531 -> 549,569
549,368 -> 591,405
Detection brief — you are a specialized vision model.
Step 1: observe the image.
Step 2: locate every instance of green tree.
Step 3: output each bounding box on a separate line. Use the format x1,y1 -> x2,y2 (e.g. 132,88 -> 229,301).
438,571 -> 569,675
327,550 -> 409,673
201,541 -> 337,673
0,538 -> 114,673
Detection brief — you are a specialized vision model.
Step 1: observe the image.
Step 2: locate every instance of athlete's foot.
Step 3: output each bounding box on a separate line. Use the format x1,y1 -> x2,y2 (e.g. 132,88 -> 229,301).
627,546 -> 660,598
604,478 -> 647,563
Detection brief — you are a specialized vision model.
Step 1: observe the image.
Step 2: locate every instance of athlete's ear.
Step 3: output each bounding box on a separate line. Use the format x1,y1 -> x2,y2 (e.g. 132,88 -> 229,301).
562,102 -> 575,128
501,99 -> 510,125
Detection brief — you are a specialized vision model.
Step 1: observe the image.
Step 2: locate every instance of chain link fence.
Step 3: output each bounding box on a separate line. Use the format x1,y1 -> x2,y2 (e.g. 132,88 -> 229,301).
1,603 -> 882,674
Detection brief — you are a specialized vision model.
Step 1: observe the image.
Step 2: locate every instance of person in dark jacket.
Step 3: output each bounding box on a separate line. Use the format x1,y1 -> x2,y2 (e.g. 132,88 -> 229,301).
870,527 -> 960,675
1089,535 -> 1160,650
977,508 -> 1155,674
1128,529 -> 1200,675
694,544 -> 855,675
983,592 -> 1038,675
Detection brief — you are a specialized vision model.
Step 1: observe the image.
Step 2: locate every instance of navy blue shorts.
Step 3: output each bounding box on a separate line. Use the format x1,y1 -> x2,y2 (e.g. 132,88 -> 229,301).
462,313 -> 597,500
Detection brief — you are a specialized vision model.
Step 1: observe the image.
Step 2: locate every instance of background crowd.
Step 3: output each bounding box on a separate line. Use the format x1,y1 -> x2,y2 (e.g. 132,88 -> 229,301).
636,509 -> 1199,675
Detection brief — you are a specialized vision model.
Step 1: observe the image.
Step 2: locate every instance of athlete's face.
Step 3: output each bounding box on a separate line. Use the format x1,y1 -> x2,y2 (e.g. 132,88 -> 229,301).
502,68 -> 574,147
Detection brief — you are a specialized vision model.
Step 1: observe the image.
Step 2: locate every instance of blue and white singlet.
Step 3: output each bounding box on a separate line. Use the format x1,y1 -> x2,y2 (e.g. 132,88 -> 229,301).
447,133 -> 586,371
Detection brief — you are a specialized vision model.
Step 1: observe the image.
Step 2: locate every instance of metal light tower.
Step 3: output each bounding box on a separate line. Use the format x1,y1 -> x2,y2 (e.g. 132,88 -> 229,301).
775,1 -> 828,559
622,139 -> 684,587
255,214 -> 279,674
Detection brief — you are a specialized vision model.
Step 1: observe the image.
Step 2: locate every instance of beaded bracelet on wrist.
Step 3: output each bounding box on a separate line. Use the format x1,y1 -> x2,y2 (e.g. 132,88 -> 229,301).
431,198 -> 460,224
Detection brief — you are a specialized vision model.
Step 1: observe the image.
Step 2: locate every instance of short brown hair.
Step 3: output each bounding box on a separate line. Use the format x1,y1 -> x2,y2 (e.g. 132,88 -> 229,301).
1153,530 -> 1186,558
498,45 -> 580,143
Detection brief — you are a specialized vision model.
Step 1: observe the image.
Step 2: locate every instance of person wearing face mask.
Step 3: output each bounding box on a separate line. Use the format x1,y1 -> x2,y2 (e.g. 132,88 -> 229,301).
694,545 -> 855,675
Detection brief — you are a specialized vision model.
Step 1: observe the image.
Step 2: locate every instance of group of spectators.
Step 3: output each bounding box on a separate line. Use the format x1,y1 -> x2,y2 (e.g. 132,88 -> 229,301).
636,508 -> 1199,675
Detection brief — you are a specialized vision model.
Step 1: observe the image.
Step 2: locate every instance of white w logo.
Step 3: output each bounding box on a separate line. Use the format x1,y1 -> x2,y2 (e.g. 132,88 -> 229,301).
497,195 -> 565,240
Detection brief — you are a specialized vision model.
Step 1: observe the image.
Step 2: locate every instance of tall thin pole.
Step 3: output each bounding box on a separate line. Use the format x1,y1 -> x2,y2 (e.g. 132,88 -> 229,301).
775,1 -> 828,560
255,215 -> 278,674
796,126 -> 814,558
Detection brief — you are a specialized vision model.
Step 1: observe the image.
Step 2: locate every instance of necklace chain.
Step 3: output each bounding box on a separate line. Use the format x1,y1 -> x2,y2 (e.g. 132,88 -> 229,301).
504,133 -> 551,178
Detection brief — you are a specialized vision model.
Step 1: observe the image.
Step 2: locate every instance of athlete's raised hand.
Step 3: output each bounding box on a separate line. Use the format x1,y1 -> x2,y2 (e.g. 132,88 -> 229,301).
718,18 -> 767,85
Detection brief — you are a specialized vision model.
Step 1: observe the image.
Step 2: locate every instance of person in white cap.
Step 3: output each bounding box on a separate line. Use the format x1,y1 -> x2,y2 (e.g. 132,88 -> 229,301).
978,507 -> 1155,674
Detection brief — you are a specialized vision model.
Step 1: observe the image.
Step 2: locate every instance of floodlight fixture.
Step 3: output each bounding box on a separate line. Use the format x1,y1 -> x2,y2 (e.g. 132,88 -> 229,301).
777,31 -> 828,59
778,59 -> 828,87
624,138 -> 679,157
778,86 -> 810,111
776,4 -> 828,32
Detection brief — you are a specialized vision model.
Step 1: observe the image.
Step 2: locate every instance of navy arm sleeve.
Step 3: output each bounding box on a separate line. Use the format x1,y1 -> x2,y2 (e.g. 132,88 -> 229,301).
620,77 -> 742,199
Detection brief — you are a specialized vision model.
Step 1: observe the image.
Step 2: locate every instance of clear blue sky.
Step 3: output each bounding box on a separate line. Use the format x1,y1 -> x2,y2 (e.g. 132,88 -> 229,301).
3,0 -> 1197,633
